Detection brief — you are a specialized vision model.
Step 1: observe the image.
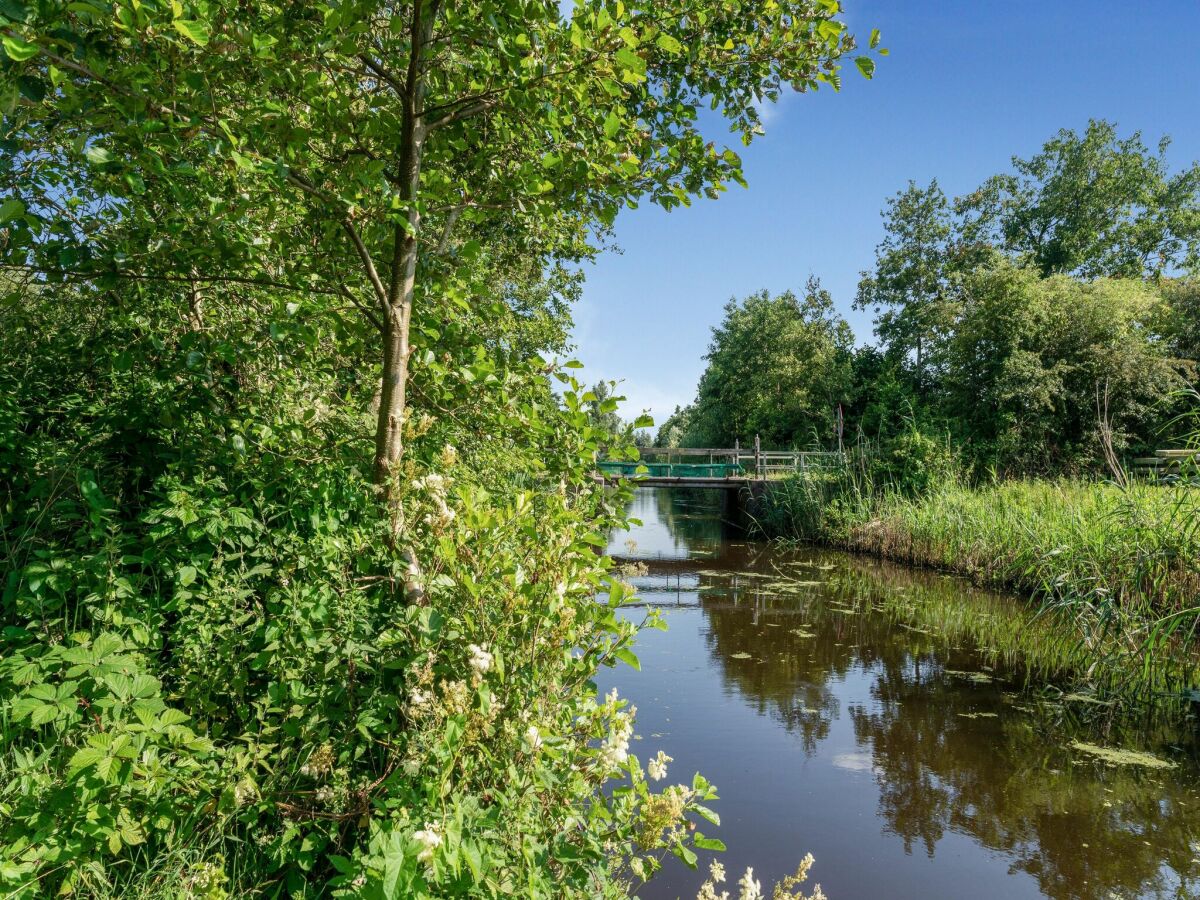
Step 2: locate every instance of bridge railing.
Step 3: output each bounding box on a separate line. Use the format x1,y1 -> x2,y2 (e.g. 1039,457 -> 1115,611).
599,445 -> 845,480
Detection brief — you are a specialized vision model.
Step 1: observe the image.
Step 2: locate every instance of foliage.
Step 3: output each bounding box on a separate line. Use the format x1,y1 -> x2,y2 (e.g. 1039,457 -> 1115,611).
868,423 -> 957,497
853,180 -> 973,380
0,0 -> 882,484
941,264 -> 1183,473
757,473 -> 1200,699
676,279 -> 854,449
815,122 -> 1200,476
1157,278 -> 1200,371
653,404 -> 696,449
0,1 -> 888,894
957,119 -> 1200,278
0,276 -> 730,897
583,380 -> 647,453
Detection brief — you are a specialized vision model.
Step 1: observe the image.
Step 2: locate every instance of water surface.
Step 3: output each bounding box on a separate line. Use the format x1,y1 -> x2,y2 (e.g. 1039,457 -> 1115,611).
604,488 -> 1200,900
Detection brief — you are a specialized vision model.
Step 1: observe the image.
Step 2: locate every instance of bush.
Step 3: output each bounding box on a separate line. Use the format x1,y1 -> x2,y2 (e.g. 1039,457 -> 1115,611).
869,426 -> 958,497
0,287 -> 719,897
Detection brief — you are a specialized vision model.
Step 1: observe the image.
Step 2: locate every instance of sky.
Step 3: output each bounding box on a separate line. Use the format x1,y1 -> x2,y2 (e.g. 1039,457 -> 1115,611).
569,0 -> 1200,427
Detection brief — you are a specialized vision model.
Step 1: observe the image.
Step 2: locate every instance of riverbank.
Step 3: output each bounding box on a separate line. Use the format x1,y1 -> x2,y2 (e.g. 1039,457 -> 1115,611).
755,476 -> 1200,698
608,487 -> 1200,899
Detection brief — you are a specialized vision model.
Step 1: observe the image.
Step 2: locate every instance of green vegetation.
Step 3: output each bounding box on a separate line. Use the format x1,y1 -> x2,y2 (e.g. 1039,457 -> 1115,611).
659,120 -> 1200,473
0,1 -> 884,896
659,279 -> 854,449
756,470 -> 1200,697
654,119 -> 1200,699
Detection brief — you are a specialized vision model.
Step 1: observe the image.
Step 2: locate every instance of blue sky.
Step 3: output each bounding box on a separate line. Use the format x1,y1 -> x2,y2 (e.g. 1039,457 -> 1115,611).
570,1 -> 1200,426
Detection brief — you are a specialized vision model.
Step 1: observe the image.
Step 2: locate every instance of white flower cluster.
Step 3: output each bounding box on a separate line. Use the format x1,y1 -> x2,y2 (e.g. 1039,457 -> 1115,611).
525,724 -> 544,751
413,822 -> 442,864
299,743 -> 334,779
468,643 -> 493,677
412,472 -> 455,529
737,867 -> 762,900
647,750 -> 672,782
598,689 -> 636,769
233,777 -> 258,807
696,862 -> 770,900
408,686 -> 430,713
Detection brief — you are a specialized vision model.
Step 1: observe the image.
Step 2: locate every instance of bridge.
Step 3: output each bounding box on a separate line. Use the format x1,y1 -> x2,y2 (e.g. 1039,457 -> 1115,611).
597,442 -> 845,489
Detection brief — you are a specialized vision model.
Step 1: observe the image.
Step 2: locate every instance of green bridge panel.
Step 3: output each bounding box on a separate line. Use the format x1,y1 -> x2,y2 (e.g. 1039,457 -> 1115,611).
597,461 -> 746,479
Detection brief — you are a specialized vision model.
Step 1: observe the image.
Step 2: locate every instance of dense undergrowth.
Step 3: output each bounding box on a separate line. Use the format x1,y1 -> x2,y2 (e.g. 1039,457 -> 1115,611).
0,287 -> 733,898
756,464 -> 1200,699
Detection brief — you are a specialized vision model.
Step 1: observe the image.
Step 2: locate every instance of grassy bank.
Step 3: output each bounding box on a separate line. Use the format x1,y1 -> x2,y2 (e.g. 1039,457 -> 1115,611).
756,475 -> 1200,698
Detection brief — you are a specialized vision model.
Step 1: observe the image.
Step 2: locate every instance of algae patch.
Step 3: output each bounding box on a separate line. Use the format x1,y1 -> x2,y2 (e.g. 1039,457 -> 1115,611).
1069,741 -> 1176,770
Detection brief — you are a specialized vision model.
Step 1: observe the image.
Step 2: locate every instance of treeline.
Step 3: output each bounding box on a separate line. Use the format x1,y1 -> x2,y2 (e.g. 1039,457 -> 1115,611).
658,120 -> 1200,477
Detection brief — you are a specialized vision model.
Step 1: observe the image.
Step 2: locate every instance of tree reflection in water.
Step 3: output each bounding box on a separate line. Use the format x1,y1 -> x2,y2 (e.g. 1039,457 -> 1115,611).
612,487 -> 1200,900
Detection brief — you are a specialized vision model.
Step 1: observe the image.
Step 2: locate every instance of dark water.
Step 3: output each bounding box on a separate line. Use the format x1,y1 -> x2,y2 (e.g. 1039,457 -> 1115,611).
604,488 -> 1200,900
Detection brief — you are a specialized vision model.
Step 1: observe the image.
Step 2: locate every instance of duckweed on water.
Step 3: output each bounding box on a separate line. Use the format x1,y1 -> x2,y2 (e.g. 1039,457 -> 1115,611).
1069,742 -> 1178,770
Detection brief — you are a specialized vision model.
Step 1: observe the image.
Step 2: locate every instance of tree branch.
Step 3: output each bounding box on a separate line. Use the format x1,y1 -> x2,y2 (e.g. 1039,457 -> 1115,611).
0,263 -> 345,297
341,219 -> 391,310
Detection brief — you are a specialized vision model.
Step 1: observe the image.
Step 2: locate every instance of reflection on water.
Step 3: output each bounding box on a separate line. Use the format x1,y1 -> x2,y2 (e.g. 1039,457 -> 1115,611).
605,488 -> 1200,900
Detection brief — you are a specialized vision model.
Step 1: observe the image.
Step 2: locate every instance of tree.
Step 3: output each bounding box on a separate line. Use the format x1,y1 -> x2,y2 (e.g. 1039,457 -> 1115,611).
957,119 -> 1200,279
686,278 -> 854,448
654,403 -> 695,447
1,0 -> 880,490
1157,278 -> 1200,372
942,263 -> 1182,473
855,180 -> 972,382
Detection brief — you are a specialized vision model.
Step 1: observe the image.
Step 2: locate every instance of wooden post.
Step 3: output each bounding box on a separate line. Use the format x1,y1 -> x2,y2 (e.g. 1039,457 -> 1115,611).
754,434 -> 762,479
734,438 -> 740,475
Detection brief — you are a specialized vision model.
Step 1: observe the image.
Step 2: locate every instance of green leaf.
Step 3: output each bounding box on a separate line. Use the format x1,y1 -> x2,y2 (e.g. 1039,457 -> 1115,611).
692,804 -> 720,826
816,19 -> 842,41
855,56 -> 875,79
2,32 -> 37,61
671,844 -> 698,868
655,33 -> 682,54
84,145 -> 114,166
178,565 -> 197,586
0,197 -> 24,223
869,28 -> 881,49
30,703 -> 61,726
0,0 -> 29,23
68,746 -> 108,773
693,835 -> 726,851
614,47 -> 645,74
173,19 -> 211,46
614,647 -> 640,671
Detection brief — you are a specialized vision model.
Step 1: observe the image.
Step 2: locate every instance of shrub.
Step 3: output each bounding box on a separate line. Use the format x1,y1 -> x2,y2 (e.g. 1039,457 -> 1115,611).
0,288 -> 719,897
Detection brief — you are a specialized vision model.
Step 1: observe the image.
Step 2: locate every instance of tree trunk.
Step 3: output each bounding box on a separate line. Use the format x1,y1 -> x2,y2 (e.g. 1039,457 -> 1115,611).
374,306 -> 410,484
370,0 -> 436,486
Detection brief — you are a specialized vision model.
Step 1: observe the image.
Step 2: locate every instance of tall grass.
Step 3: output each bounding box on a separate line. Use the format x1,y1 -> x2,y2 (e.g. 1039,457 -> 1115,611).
757,471 -> 1200,698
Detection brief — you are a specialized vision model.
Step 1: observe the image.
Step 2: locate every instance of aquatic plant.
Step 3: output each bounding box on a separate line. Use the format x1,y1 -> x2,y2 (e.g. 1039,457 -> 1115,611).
757,472 -> 1200,699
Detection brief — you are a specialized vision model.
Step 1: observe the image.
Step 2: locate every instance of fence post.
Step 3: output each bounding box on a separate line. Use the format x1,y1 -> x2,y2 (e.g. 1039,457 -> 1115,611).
754,434 -> 762,479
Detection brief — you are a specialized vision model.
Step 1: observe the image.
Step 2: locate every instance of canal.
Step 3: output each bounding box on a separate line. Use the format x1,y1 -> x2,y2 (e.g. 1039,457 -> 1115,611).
604,487 -> 1200,900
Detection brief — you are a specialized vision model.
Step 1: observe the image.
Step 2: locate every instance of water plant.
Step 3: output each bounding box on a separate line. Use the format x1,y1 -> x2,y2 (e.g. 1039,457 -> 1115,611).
756,465 -> 1200,699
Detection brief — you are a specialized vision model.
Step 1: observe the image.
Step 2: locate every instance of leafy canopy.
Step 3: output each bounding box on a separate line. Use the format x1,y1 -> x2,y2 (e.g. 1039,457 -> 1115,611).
958,119 -> 1200,278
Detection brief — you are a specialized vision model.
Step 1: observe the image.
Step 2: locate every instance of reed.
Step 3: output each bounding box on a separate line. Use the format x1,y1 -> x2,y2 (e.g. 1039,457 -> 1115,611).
758,472 -> 1200,698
